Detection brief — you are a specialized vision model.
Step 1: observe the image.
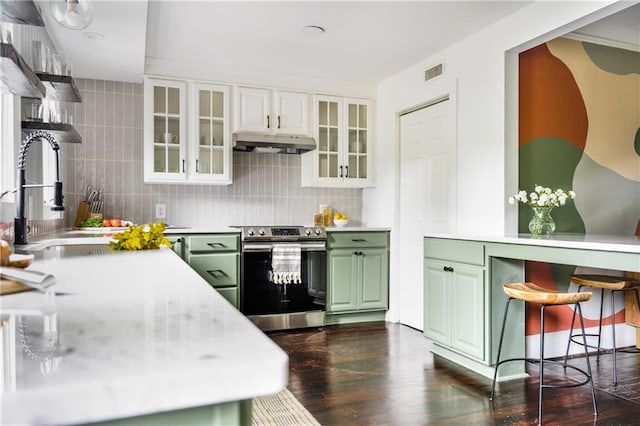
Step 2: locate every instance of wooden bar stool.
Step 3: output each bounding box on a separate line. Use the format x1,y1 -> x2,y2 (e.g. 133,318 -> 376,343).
490,282 -> 597,425
564,274 -> 640,385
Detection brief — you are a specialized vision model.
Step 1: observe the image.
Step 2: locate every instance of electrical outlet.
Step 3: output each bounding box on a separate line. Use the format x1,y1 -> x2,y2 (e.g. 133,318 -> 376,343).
155,203 -> 166,219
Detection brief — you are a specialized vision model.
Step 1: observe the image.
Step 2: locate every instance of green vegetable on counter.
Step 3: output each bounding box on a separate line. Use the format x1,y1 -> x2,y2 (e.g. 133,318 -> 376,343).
108,221 -> 173,251
79,217 -> 104,227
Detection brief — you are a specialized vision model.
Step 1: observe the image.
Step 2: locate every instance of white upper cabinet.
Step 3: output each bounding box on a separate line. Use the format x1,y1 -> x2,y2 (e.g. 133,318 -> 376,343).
144,78 -> 188,182
190,82 -> 232,184
234,87 -> 309,136
275,91 -> 309,135
301,95 -> 373,188
144,77 -> 232,184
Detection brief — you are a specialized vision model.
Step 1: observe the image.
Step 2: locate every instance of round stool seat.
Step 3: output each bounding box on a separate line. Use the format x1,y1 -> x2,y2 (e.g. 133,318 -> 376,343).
570,274 -> 640,291
504,282 -> 592,305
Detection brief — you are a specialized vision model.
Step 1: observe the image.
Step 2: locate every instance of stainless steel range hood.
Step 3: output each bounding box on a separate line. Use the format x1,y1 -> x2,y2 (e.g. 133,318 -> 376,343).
232,132 -> 315,154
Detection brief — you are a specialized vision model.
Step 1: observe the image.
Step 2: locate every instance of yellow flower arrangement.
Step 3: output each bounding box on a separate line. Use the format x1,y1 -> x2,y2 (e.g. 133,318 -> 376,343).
108,221 -> 172,251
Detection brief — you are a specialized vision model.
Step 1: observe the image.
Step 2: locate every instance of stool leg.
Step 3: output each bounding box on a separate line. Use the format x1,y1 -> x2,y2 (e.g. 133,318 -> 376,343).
564,285 -> 583,368
596,288 -> 605,362
490,297 -> 513,400
611,289 -> 617,386
576,302 -> 598,416
538,304 -> 546,426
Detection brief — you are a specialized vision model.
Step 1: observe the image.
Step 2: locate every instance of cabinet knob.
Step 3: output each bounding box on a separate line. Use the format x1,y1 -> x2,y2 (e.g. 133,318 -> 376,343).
443,266 -> 454,273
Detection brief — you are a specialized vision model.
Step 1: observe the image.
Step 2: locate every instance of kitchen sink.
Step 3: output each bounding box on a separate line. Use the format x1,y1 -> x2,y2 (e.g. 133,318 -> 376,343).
15,237 -> 111,253
39,243 -> 114,259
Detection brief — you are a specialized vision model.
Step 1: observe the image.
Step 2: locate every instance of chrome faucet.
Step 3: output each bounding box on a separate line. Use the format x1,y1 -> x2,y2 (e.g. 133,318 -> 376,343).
14,130 -> 64,245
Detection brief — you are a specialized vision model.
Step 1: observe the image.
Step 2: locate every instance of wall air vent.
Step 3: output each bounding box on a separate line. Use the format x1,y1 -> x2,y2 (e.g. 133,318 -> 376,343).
424,61 -> 444,82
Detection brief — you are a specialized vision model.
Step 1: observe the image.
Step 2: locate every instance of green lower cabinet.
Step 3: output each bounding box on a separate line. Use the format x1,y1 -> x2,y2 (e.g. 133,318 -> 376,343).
327,232 -> 389,323
424,239 -> 486,363
185,234 -> 240,308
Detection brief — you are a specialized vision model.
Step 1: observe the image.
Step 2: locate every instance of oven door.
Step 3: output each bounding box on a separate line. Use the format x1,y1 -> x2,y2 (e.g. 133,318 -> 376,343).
240,242 -> 326,317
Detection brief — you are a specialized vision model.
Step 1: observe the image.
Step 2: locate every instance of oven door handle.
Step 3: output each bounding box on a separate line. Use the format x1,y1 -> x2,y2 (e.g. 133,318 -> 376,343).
242,243 -> 326,252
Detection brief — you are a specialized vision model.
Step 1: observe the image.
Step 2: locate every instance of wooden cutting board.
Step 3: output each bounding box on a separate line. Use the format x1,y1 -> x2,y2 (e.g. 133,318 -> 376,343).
0,277 -> 33,295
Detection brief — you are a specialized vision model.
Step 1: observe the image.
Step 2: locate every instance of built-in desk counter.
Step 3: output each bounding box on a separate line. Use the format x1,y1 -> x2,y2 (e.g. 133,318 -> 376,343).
423,233 -> 640,381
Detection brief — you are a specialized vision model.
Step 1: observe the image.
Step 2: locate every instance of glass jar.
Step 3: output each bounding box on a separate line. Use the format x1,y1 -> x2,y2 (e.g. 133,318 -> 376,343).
322,205 -> 332,227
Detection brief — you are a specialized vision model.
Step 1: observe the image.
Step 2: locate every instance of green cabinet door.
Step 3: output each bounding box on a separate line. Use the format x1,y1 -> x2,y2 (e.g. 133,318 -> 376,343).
423,254 -> 485,362
450,263 -> 485,360
424,259 -> 451,345
327,249 -> 358,312
359,247 -> 389,310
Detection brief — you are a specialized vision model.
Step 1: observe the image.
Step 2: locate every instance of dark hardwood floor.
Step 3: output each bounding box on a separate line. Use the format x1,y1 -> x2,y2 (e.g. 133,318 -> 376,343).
268,322 -> 640,425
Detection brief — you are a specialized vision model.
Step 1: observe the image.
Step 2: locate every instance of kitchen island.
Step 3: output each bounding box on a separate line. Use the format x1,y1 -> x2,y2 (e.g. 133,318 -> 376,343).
1,240 -> 288,425
423,233 -> 640,381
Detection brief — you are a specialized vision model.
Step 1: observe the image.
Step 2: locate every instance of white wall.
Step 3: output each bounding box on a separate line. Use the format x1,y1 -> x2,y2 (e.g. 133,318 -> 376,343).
366,0 -> 631,323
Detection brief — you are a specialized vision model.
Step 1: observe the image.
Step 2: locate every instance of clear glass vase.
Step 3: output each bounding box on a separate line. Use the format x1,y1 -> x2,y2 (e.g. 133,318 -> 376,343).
528,206 -> 556,236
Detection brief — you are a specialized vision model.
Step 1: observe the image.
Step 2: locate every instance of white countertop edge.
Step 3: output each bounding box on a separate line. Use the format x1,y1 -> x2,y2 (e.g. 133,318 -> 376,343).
424,232 -> 640,253
3,354 -> 288,425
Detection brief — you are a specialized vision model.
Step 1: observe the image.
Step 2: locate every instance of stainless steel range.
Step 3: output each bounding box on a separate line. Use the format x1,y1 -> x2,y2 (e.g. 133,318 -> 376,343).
238,226 -> 327,331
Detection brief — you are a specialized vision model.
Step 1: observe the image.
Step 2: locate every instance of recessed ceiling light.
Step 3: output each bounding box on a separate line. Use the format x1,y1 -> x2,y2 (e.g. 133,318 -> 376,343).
302,25 -> 325,36
82,31 -> 105,40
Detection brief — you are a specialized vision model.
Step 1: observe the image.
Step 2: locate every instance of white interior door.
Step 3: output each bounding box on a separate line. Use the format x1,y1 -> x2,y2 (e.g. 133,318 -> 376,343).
398,98 -> 456,330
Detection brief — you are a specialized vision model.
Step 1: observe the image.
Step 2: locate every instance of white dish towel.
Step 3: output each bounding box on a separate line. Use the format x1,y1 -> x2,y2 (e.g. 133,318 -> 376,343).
269,244 -> 302,284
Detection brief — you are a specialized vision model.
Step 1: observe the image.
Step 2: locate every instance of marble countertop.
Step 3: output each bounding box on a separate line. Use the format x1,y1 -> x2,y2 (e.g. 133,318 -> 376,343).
424,232 -> 640,253
1,244 -> 288,425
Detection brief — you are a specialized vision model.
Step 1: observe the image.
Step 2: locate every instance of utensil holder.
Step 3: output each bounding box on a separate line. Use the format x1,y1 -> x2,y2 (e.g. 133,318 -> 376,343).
73,201 -> 91,227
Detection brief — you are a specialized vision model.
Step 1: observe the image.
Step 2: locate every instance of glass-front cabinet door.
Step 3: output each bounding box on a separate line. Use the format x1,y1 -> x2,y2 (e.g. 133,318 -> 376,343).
191,83 -> 231,184
346,100 -> 370,181
302,95 -> 373,188
144,78 -> 187,182
316,96 -> 341,180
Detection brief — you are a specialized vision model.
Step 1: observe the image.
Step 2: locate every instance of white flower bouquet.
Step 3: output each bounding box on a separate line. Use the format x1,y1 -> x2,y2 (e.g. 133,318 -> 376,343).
508,185 -> 576,208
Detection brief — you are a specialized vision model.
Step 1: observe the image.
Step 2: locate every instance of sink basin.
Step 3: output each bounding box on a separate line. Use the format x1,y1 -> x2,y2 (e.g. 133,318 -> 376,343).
39,243 -> 114,259
17,237 -> 111,253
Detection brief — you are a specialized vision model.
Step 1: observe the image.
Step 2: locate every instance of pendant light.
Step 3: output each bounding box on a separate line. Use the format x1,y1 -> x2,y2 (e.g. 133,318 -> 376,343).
50,0 -> 93,30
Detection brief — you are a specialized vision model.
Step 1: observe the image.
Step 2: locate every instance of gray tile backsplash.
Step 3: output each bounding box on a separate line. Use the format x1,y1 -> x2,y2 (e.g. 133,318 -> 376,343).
62,78 -> 362,228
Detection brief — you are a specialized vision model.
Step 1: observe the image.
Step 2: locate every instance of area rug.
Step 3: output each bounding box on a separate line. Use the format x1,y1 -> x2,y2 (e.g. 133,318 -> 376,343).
252,388 -> 320,426
566,351 -> 640,406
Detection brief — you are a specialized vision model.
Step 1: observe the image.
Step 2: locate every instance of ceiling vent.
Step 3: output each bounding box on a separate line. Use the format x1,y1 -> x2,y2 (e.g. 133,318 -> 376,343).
424,61 -> 444,82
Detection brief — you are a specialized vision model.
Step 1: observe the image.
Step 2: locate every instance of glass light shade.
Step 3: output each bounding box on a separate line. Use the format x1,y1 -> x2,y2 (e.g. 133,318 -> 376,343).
50,0 -> 93,30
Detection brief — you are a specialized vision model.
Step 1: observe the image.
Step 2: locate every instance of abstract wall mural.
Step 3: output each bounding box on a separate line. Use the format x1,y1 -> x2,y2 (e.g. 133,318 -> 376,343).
519,38 -> 640,338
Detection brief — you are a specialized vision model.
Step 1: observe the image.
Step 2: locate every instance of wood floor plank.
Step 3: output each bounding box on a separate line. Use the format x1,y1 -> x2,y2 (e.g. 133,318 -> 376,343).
268,322 -> 640,425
